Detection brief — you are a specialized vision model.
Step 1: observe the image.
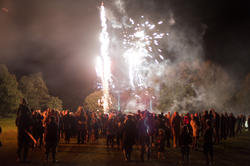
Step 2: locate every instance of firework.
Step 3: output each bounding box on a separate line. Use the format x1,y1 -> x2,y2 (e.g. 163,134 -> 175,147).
95,3 -> 112,114
122,17 -> 167,89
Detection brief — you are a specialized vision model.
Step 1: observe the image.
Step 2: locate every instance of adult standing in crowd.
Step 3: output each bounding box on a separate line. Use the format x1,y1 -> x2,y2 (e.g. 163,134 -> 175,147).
44,116 -> 59,163
16,98 -> 33,163
122,115 -> 136,161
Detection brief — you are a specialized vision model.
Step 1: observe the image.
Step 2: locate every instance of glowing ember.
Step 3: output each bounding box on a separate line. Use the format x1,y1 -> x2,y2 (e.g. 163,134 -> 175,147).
95,2 -> 112,114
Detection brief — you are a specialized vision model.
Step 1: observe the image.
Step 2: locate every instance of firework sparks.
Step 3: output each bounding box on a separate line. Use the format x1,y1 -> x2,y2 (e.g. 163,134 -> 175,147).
122,17 -> 167,89
95,3 -> 112,114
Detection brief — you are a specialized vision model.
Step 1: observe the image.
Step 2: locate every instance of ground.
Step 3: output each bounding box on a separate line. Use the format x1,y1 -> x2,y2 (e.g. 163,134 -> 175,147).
0,116 -> 250,166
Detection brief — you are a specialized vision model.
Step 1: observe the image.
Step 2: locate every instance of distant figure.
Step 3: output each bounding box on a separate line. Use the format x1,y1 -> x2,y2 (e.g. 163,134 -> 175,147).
16,98 -> 33,163
220,113 -> 227,140
212,110 -> 220,144
172,112 -> 181,148
137,111 -> 150,161
203,120 -> 214,165
63,111 -> 72,144
44,116 -> 59,163
156,129 -> 165,160
106,114 -> 115,149
229,113 -> 236,137
122,115 -> 136,161
179,125 -> 192,164
164,112 -> 171,148
190,114 -> 199,150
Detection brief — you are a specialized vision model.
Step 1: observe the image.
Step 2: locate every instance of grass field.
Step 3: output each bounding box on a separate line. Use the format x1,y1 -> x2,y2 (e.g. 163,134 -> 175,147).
0,116 -> 250,166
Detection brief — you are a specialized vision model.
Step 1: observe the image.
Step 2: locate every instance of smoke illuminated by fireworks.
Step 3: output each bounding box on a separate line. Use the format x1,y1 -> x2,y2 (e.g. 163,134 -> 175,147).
95,3 -> 169,112
95,3 -> 112,114
122,17 -> 167,89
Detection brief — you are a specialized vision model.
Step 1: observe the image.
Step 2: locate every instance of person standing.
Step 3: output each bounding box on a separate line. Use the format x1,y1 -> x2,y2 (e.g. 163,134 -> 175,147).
137,111 -> 150,161
44,116 -> 59,163
164,113 -> 171,148
203,120 -> 214,165
212,110 -> 220,144
156,129 -> 165,160
171,112 -> 181,148
122,115 -> 136,161
179,125 -> 192,164
229,113 -> 236,137
16,99 -> 33,163
106,114 -> 115,149
190,114 -> 199,150
63,111 -> 72,144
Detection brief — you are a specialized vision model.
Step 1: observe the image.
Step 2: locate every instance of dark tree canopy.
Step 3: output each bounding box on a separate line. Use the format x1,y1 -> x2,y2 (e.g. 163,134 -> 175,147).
19,73 -> 63,110
0,64 -> 23,115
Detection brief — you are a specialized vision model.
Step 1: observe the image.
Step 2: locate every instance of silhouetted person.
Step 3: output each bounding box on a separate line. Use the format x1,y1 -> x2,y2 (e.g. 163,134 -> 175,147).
116,121 -> 123,150
164,113 -> 171,148
172,112 -> 181,148
45,116 -> 59,163
137,111 -> 150,161
220,113 -> 227,140
76,111 -> 86,144
190,114 -> 199,150
229,113 -> 236,137
16,98 -> 33,163
212,110 -> 220,144
179,125 -> 192,164
122,115 -> 136,161
201,110 -> 209,136
63,111 -> 72,144
106,115 -> 115,149
156,129 -> 165,160
203,120 -> 214,165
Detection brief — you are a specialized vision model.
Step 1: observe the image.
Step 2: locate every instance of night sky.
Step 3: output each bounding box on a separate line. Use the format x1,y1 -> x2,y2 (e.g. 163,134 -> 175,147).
0,0 -> 250,109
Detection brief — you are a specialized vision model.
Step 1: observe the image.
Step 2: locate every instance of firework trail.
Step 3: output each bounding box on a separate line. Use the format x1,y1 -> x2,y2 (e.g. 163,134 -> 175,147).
96,2 -> 112,114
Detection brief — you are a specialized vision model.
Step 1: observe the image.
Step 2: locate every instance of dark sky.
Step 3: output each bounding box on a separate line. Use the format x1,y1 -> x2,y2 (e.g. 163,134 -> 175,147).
0,0 -> 250,109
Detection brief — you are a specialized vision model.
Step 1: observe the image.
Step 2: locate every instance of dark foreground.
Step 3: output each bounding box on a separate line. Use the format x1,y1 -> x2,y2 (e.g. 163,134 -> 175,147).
0,118 -> 250,166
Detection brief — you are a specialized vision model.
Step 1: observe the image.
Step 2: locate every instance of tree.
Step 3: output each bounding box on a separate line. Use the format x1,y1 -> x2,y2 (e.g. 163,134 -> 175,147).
157,82 -> 197,112
47,96 -> 63,110
84,91 -> 117,113
19,73 -> 63,110
0,64 -> 23,115
156,60 -> 235,112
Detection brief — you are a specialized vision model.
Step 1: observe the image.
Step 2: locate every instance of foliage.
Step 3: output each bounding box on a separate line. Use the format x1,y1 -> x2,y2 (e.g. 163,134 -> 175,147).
157,82 -> 196,112
157,61 -> 235,112
47,96 -> 63,110
19,73 -> 63,110
84,91 -> 117,113
0,64 -> 23,116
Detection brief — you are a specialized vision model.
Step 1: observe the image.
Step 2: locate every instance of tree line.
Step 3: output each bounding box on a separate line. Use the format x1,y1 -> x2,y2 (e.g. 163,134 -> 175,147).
0,64 -> 62,116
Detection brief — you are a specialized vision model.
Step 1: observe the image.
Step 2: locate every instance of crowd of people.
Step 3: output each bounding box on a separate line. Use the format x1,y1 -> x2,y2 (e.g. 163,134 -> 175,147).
15,98 -> 250,164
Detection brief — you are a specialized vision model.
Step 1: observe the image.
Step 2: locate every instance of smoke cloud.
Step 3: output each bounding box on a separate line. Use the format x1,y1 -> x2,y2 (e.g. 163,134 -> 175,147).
104,0 -> 241,114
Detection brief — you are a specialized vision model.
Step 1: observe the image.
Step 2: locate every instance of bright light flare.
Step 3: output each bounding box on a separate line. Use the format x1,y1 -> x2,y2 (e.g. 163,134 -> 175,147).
95,3 -> 112,114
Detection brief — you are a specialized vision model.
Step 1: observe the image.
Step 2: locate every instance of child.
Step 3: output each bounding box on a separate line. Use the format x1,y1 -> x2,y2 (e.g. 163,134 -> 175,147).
179,125 -> 192,164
